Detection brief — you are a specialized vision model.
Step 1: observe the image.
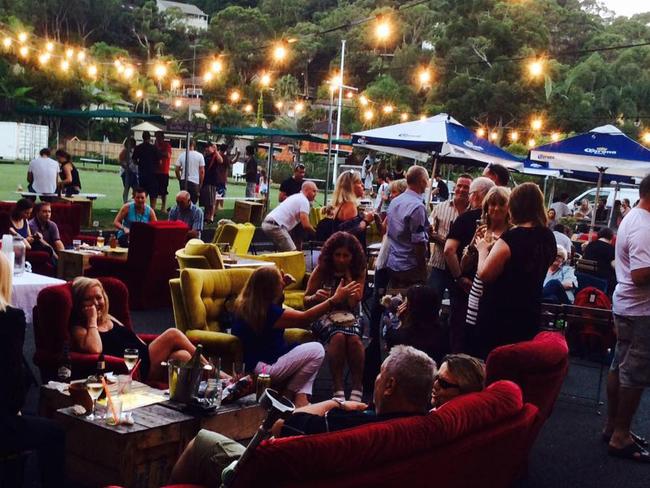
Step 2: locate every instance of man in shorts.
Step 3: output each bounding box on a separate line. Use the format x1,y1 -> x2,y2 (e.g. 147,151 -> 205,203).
604,174 -> 650,463
153,131 -> 172,212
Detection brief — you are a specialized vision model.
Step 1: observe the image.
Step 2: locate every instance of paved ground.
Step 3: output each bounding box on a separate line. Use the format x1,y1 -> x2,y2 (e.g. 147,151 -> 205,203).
20,306 -> 650,487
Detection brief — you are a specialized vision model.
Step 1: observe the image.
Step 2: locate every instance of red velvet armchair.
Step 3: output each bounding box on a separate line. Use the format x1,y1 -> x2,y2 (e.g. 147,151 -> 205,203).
33,277 -> 158,382
86,221 -> 189,309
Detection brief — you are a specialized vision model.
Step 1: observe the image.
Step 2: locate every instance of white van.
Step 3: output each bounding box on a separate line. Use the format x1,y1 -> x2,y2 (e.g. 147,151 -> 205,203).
567,186 -> 639,210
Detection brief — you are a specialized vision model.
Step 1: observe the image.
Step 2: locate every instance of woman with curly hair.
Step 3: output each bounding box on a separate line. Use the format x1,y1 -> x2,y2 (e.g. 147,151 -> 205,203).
305,231 -> 367,401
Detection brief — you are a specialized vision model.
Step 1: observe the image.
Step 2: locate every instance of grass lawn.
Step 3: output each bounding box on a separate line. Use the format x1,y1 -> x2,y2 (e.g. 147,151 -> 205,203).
0,161 -> 292,229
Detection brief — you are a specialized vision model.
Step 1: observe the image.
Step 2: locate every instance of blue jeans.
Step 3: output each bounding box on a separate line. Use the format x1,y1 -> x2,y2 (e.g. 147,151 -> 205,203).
542,279 -> 570,305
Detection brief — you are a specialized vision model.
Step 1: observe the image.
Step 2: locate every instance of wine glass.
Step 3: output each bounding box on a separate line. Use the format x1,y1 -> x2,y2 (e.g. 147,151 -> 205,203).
232,361 -> 245,382
85,375 -> 103,420
124,348 -> 139,373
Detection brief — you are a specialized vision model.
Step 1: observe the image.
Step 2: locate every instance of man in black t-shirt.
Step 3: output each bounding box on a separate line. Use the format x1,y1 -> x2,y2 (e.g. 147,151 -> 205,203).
583,227 -> 616,288
132,131 -> 161,207
244,145 -> 258,199
433,172 -> 449,202
169,346 -> 436,487
444,176 -> 495,352
279,163 -> 306,202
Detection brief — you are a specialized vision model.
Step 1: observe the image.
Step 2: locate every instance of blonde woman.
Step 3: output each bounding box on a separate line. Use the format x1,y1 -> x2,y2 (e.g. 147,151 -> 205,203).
232,266 -> 360,407
70,277 -> 202,381
328,170 -> 375,248
0,253 -> 66,487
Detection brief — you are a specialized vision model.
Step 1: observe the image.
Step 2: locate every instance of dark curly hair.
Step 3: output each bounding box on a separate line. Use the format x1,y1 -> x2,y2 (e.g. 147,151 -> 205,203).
317,231 -> 366,281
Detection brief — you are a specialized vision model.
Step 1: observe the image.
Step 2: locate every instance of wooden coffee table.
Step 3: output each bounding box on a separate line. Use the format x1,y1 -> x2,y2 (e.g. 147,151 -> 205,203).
41,383 -> 265,487
57,247 -> 128,280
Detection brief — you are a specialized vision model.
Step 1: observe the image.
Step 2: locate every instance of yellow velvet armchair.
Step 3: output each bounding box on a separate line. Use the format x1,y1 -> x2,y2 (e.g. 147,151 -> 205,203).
170,268 -> 313,368
175,239 -> 224,270
239,251 -> 309,310
211,222 -> 256,255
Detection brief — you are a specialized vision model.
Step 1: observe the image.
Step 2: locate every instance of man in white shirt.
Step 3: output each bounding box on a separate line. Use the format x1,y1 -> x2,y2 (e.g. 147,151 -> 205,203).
27,148 -> 59,194
605,174 -> 650,463
175,140 -> 205,204
262,181 -> 317,251
550,193 -> 573,218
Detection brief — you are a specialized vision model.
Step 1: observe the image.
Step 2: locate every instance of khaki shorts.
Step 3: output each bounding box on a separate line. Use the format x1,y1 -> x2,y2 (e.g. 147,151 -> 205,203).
183,429 -> 246,487
610,314 -> 650,388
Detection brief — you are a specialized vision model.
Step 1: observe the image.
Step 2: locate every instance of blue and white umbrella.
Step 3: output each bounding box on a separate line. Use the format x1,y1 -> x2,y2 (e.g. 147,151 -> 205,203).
529,125 -> 650,233
352,113 -> 524,169
529,125 -> 650,179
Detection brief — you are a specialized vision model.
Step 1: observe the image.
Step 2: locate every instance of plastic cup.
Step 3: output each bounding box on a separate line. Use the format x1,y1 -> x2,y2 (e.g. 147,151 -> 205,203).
105,397 -> 123,426
117,374 -> 132,394
73,239 -> 81,251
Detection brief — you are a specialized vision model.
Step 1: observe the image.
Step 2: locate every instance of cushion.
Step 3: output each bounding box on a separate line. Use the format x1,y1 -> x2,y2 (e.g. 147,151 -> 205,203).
185,239 -> 224,269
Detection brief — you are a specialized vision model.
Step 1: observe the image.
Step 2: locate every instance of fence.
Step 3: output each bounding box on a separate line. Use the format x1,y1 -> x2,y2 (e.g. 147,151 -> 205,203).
65,139 -> 187,166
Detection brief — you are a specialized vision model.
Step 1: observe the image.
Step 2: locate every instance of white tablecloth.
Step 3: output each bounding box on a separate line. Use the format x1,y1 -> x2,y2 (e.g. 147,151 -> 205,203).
12,272 -> 65,323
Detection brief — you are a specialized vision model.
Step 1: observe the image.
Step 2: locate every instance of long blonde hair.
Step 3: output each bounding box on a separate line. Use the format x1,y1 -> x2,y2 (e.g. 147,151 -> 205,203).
233,267 -> 284,334
330,170 -> 361,212
0,253 -> 12,312
71,277 -> 111,325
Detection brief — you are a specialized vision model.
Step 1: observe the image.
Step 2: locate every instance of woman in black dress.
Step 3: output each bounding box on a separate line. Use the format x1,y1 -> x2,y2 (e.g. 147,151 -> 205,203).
70,277 -> 204,381
55,149 -> 81,196
474,183 -> 556,358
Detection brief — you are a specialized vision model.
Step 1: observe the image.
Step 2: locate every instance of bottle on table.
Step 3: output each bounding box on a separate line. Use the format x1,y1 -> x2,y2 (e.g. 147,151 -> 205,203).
96,353 -> 106,381
12,236 -> 26,275
57,341 -> 72,382
96,230 -> 105,248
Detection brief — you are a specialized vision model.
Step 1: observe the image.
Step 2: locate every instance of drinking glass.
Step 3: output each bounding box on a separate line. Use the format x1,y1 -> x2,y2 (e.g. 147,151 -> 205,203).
73,239 -> 81,251
85,375 -> 103,420
105,397 -> 123,426
232,361 -> 245,381
96,235 -> 105,247
124,348 -> 139,372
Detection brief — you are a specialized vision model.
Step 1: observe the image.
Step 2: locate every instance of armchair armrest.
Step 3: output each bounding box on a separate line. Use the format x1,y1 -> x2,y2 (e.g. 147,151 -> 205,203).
284,328 -> 313,345
137,333 -> 159,345
185,330 -> 243,367
69,352 -> 129,378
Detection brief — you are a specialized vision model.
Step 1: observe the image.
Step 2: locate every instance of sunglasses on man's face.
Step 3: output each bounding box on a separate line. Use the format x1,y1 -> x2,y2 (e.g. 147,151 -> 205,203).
434,374 -> 460,390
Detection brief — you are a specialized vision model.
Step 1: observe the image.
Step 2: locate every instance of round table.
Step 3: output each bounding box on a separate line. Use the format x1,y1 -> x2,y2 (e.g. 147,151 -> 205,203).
12,272 -> 65,323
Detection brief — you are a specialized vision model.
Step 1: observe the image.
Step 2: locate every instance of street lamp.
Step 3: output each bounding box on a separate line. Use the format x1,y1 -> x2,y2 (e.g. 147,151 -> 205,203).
257,72 -> 272,126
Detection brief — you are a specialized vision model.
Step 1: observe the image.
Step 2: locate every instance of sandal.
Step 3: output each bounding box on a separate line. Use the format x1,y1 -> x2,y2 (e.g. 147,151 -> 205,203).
332,390 -> 345,401
349,389 -> 363,402
608,442 -> 650,463
602,432 -> 648,448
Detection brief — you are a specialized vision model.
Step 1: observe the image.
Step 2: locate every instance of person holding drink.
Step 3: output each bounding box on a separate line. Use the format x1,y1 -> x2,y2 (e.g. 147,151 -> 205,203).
305,232 -> 367,402
232,265 -> 361,408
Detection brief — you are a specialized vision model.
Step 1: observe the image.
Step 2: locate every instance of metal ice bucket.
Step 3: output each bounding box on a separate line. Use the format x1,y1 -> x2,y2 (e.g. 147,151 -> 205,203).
165,359 -> 210,403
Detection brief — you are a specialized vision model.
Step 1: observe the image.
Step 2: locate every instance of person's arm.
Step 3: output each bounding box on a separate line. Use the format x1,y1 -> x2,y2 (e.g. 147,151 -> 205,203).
303,267 -> 331,309
27,171 -> 33,184
299,212 -> 315,234
54,239 -> 65,252
629,228 -> 650,286
149,207 -> 158,222
270,399 -> 368,436
410,206 -> 429,280
70,306 -> 103,354
274,280 -> 361,329
175,156 -> 182,181
60,164 -> 73,186
562,266 -> 578,290
113,205 -> 128,231
477,237 -> 511,284
279,192 -> 287,202
198,166 -> 205,188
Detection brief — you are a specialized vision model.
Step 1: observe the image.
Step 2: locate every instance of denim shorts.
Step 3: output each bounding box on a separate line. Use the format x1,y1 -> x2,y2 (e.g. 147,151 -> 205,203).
610,314 -> 650,388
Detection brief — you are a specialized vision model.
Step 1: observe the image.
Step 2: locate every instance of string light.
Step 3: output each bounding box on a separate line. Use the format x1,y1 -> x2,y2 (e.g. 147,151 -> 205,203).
38,52 -> 50,65
364,109 -> 374,121
86,64 -> 98,78
210,103 -> 220,113
419,115 -> 427,121
260,72 -> 272,87
45,41 -> 54,52
18,32 -> 28,43
171,78 -> 181,90
509,131 -> 519,142
476,127 -> 486,138
275,101 -> 284,109
19,46 -> 28,58
210,59 -> 223,73
123,65 -> 135,80
528,59 -> 545,78
489,131 -> 499,142
229,90 -> 241,103
400,113 -> 409,121
65,48 -> 74,59
174,99 -> 182,108
418,68 -> 432,86
60,59 -> 69,72
528,138 -> 536,148
530,117 -> 543,131
382,104 -> 394,114
295,101 -> 305,113
2,37 -> 12,49
345,91 -> 354,99
641,132 -> 650,145
76,50 -> 86,63
550,132 -> 560,142
272,43 -> 288,62
359,95 -> 369,106
375,18 -> 391,41
244,103 -> 253,113
135,89 -> 144,99
203,71 -> 214,83
154,63 -> 167,80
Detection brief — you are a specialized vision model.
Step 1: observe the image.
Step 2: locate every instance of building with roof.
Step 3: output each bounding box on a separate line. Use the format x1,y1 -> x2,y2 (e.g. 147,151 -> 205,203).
156,0 -> 208,30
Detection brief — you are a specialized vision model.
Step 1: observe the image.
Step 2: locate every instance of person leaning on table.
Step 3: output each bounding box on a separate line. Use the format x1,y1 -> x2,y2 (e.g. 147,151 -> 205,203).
261,181 -> 318,251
